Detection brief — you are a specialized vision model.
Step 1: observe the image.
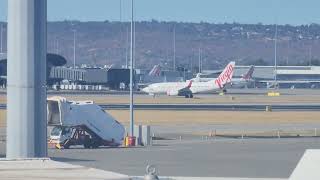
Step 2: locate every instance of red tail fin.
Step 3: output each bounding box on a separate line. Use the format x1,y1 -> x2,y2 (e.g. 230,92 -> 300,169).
148,65 -> 161,76
242,65 -> 254,80
214,62 -> 235,89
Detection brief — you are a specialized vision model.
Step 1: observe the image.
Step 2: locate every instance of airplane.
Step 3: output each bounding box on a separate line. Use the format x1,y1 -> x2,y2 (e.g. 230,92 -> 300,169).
191,65 -> 255,89
142,61 -> 235,98
229,65 -> 255,88
137,64 -> 163,89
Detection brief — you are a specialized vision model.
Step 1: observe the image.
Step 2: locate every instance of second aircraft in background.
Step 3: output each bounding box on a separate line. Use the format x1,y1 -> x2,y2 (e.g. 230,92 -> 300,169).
191,65 -> 255,89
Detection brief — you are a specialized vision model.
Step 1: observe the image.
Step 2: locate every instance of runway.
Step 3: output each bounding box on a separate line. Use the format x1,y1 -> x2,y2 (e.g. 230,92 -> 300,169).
0,103 -> 319,111
0,88 -> 320,96
98,103 -> 320,111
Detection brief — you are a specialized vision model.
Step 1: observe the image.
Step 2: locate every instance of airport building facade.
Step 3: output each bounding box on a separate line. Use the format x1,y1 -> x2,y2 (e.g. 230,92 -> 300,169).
46,65 -> 320,89
49,67 -> 131,90
1,51 -> 320,90
205,66 -> 320,88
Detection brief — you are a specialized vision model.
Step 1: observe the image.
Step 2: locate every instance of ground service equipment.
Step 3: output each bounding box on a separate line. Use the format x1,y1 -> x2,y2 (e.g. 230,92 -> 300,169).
47,96 -> 125,149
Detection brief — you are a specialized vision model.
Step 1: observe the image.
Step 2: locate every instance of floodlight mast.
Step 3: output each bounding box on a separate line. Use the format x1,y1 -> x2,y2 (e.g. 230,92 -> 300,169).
129,0 -> 134,137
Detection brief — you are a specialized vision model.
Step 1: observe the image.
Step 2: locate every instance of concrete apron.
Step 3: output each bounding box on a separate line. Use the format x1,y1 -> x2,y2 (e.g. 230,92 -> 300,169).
0,158 -> 287,180
0,158 -> 130,180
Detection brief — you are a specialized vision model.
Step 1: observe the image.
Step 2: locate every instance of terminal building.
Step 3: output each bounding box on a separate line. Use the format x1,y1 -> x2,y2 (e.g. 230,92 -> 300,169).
48,65 -> 320,89
49,67 -> 131,90
203,66 -> 320,88
1,52 -> 320,90
0,54 -> 132,90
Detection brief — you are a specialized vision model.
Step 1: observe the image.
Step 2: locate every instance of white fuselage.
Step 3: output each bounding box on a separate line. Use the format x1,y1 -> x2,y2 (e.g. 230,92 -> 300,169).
142,81 -> 220,95
192,77 -> 251,88
143,61 -> 236,96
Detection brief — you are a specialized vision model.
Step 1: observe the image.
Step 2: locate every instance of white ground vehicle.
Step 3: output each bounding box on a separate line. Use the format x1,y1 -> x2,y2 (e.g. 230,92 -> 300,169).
47,96 -> 125,149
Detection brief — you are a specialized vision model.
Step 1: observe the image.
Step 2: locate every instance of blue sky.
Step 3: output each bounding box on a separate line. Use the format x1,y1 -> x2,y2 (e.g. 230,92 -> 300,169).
0,0 -> 319,25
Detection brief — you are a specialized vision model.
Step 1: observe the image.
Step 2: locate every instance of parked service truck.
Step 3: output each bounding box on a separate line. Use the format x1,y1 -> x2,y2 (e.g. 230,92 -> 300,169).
47,96 -> 125,149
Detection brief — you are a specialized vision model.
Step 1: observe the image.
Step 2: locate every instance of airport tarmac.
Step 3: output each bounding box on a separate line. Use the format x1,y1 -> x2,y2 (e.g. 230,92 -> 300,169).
1,137 -> 319,178
50,89 -> 320,105
2,103 -> 320,111
0,88 -> 318,178
46,138 -> 320,178
1,89 -> 320,105
99,103 -> 320,111
1,121 -> 320,178
43,88 -> 320,96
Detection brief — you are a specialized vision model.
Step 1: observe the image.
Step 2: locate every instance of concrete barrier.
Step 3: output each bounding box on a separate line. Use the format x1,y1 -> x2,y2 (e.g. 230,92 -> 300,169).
142,125 -> 152,146
134,125 -> 142,146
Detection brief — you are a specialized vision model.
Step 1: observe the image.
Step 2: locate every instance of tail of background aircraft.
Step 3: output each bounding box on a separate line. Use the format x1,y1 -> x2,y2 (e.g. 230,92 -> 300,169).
196,73 -> 201,79
193,73 -> 201,82
241,65 -> 254,80
148,65 -> 161,76
210,61 -> 236,89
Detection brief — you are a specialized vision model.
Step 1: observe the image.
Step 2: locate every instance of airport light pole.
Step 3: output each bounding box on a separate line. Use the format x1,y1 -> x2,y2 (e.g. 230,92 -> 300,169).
126,26 -> 129,68
120,0 -> 122,23
133,18 -> 136,68
0,24 -> 3,54
7,0 -> 47,158
129,0 -> 134,137
73,29 -> 76,68
308,24 -> 312,66
173,25 -> 176,71
198,47 -> 202,73
120,0 -> 126,68
55,37 -> 59,54
274,24 -> 278,85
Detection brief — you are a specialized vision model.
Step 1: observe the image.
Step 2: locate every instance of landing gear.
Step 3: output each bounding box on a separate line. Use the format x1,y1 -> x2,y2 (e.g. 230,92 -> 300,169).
185,94 -> 194,98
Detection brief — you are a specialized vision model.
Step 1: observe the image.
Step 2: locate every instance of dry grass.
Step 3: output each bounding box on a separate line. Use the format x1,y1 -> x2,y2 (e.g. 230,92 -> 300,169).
0,96 -> 6,104
0,110 -> 5,127
0,93 -> 319,105
195,129 -> 319,138
0,109 -> 318,127
107,110 -> 320,125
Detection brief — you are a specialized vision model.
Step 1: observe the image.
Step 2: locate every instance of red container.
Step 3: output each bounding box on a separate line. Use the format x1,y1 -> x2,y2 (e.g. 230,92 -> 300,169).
127,136 -> 136,146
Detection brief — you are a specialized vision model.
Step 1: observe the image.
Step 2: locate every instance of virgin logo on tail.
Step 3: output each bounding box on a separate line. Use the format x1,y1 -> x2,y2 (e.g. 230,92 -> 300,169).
215,62 -> 235,89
